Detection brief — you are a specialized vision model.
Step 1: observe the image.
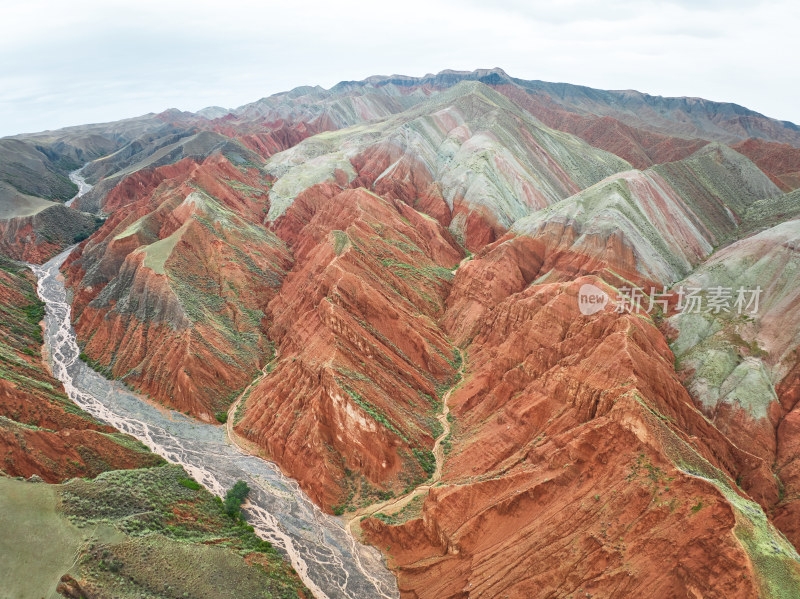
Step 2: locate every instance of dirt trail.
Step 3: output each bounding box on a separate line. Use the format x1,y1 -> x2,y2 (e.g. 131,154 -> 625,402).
346,347 -> 465,536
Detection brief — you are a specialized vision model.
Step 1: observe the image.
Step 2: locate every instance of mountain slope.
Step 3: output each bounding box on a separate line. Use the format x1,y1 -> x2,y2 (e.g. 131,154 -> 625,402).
4,68 -> 800,599
235,185 -> 463,507
265,80 -> 630,249
0,190 -> 97,262
366,273 -> 800,599
458,143 -> 781,294
64,154 -> 292,418
667,218 -> 800,548
509,74 -> 800,147
733,138 -> 800,192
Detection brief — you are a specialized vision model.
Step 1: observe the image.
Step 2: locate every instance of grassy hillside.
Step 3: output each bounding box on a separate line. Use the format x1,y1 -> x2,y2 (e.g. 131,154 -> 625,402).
0,467 -> 310,599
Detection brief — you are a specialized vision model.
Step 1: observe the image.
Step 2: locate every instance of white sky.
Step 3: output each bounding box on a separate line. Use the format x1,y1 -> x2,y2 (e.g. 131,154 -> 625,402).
1,0 -> 798,137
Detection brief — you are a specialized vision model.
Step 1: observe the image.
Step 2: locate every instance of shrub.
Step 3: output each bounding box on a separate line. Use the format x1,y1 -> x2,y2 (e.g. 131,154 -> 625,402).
412,447 -> 436,477
215,411 -> 228,424
223,480 -> 250,519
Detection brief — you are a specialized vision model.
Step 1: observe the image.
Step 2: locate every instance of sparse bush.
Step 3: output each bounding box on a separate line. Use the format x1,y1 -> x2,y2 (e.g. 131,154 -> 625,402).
22,302 -> 45,324
223,480 -> 250,519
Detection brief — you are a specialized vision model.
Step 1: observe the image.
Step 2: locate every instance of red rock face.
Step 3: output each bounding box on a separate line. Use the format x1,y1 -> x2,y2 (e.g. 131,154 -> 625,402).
0,417 -> 161,482
218,118 -> 337,158
348,144 -> 507,253
350,146 -> 453,230
0,204 -> 97,264
733,138 -> 800,192
0,217 -> 63,262
775,386 -> 800,546
442,230 -> 655,348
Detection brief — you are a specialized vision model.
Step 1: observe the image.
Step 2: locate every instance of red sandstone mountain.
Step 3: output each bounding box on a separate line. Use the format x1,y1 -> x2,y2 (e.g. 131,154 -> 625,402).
4,68 -> 800,598
63,154 -> 293,419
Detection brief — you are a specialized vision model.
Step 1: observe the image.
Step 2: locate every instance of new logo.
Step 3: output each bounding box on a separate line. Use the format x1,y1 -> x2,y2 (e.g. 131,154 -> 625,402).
578,284 -> 608,315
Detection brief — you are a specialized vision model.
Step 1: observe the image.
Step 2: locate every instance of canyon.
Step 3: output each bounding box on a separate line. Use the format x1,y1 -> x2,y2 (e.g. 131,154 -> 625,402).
3,68 -> 800,598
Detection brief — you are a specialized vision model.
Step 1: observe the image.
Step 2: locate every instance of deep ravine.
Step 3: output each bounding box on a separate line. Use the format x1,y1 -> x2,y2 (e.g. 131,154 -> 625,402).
346,348 -> 465,536
31,247 -> 400,599
66,167 -> 92,207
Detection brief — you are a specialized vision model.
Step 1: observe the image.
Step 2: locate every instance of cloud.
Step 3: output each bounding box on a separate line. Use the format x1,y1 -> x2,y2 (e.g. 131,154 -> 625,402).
0,0 -> 797,137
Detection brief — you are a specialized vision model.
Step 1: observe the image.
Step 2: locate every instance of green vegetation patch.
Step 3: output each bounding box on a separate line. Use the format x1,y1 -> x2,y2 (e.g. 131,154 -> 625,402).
380,258 -> 455,284
223,480 -> 250,519
223,177 -> 269,198
412,447 -> 436,477
337,378 -> 408,441
179,477 -> 202,490
141,221 -> 187,275
332,469 -> 396,515
71,533 -> 305,599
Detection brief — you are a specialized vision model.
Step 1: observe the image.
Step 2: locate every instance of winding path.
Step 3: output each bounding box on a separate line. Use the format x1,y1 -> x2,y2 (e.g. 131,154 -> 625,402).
346,348 -> 466,536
